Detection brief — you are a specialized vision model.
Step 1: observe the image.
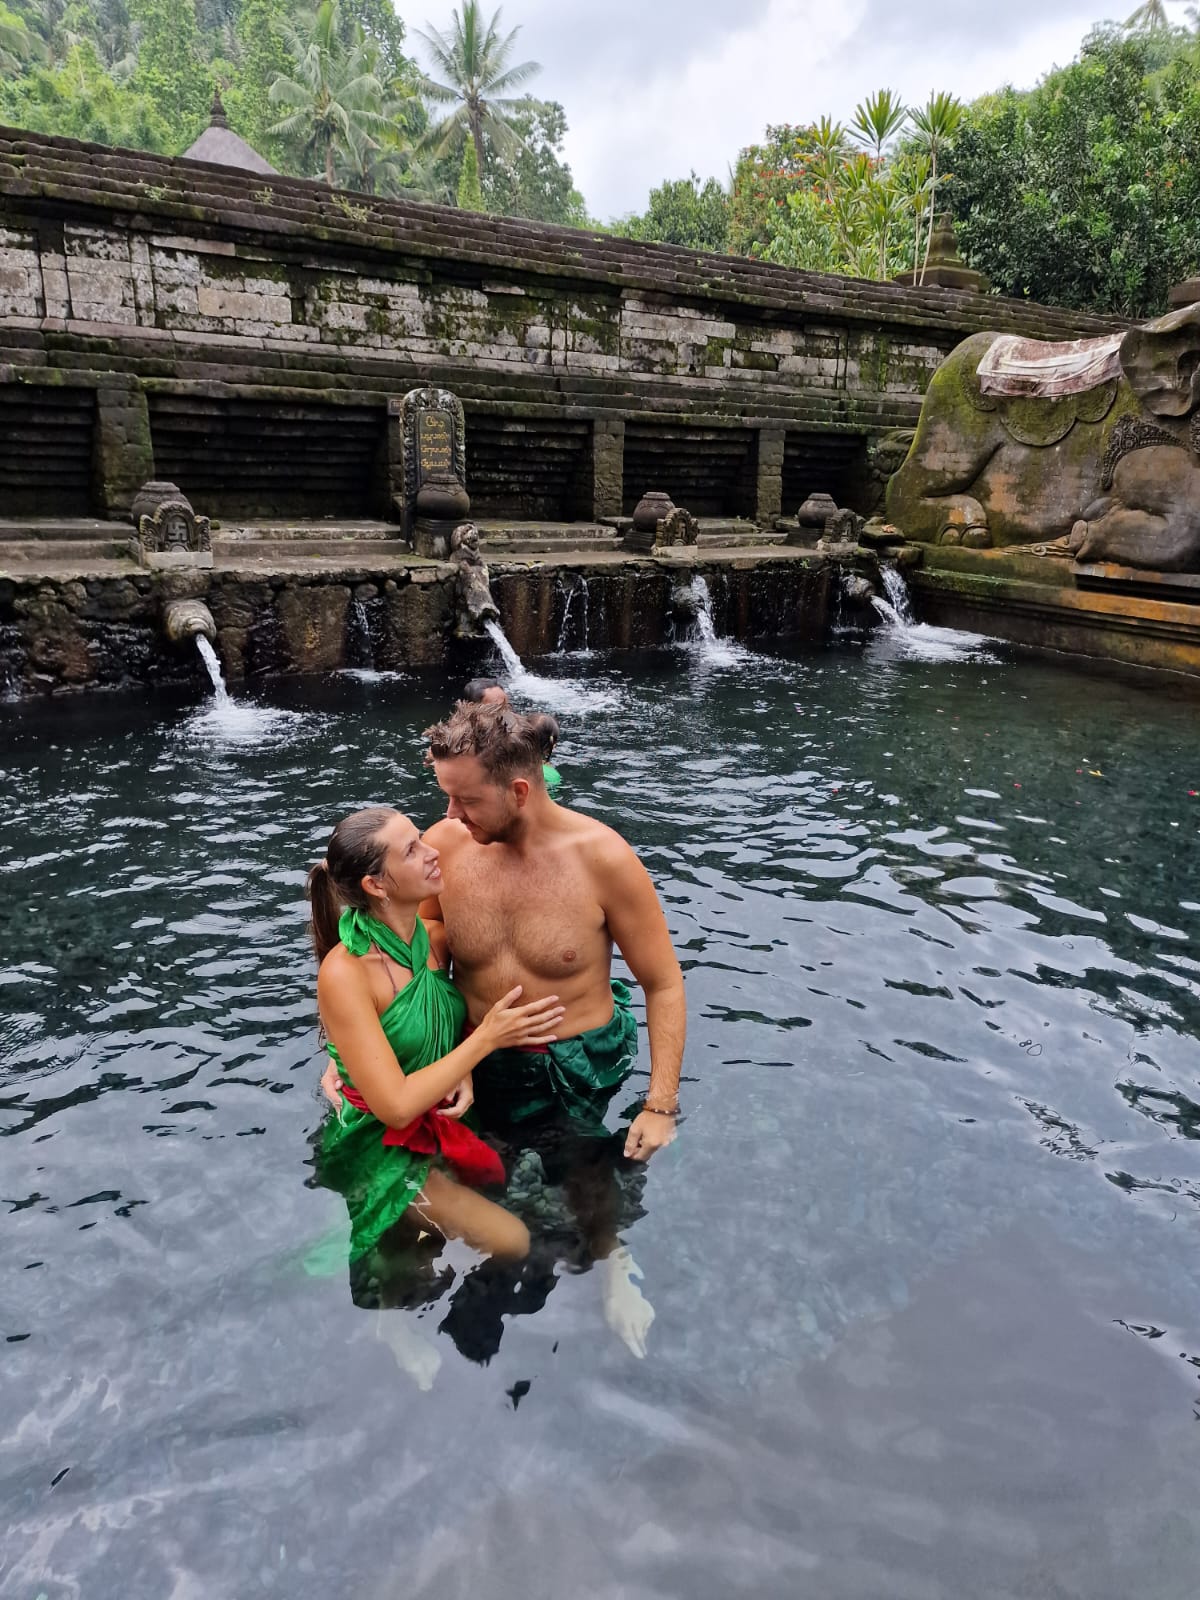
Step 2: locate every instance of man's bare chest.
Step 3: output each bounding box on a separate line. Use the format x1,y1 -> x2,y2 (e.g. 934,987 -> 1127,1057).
442,848 -> 606,974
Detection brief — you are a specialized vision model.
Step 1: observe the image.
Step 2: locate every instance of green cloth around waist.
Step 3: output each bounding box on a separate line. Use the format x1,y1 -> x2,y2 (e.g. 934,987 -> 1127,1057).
473,978 -> 638,1131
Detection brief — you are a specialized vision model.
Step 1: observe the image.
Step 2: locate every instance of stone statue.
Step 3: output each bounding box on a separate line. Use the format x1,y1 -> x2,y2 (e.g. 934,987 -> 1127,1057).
886,302 -> 1200,571
657,507 -> 699,548
130,481 -> 212,570
450,522 -> 500,638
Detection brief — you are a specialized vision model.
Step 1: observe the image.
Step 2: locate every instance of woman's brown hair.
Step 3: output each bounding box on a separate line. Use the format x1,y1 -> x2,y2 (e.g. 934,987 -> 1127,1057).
306,806 -> 396,964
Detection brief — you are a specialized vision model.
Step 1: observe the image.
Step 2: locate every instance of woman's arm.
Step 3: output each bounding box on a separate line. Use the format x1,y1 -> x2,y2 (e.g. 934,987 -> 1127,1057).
317,958 -> 564,1128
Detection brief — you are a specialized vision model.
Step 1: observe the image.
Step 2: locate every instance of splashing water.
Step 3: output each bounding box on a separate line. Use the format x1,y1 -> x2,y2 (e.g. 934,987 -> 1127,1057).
555,575 -> 593,656
870,565 -> 999,664
186,635 -> 313,749
346,599 -> 376,672
680,576 -> 752,669
880,565 -> 916,625
483,619 -> 622,712
196,636 -> 230,706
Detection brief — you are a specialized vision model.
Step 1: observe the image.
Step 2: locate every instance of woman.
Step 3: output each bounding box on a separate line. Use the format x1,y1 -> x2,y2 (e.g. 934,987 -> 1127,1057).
308,805 -> 564,1269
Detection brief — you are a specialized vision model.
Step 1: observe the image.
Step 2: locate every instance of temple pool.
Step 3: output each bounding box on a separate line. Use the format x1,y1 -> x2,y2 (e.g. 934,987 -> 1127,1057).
3,639 -> 1200,1599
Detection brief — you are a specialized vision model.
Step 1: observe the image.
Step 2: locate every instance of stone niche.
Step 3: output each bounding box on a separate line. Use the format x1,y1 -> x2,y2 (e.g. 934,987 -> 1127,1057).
397,387 -> 470,558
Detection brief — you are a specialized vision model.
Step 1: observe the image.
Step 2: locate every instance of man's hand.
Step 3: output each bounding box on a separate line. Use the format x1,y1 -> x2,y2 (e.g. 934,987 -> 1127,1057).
320,1059 -> 343,1109
437,1074 -> 474,1119
623,1110 -> 677,1162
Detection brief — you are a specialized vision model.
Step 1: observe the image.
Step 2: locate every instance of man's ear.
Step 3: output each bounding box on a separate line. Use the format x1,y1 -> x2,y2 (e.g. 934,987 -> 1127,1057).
512,778 -> 531,808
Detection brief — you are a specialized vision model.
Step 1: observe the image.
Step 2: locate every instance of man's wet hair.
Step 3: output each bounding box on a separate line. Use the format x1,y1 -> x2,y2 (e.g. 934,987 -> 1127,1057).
462,676 -> 506,703
424,701 -> 545,786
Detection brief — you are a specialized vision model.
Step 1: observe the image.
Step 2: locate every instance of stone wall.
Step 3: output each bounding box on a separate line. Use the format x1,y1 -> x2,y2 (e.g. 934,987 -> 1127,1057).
0,126 -> 1128,526
0,553 -> 838,696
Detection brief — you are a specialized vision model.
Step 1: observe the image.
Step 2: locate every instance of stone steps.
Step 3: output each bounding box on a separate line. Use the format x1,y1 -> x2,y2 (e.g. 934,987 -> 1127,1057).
0,538 -> 135,564
0,519 -> 131,544
214,521 -> 399,544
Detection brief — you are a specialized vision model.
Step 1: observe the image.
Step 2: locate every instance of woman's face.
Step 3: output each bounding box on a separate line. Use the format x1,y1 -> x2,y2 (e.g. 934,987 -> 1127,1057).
364,813 -> 442,907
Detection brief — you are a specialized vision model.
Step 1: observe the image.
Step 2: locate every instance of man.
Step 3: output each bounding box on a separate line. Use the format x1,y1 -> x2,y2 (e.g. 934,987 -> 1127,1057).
420,700 -> 685,1160
461,676 -> 509,707
424,701 -> 685,1355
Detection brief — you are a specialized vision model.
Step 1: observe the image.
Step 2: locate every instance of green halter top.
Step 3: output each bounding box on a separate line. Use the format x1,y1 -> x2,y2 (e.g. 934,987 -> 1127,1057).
317,908 -> 467,1263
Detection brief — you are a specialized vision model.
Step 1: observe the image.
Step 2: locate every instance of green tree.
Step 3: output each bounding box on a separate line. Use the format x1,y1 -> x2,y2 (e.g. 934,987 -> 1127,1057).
415,1 -> 540,180
456,130 -> 481,206
128,0 -> 209,135
0,36 -> 171,145
269,0 -> 391,185
946,26 -> 1197,315
1126,0 -> 1171,28
0,2 -> 35,75
909,90 -> 963,281
849,87 -> 909,162
480,96 -> 585,224
624,171 -> 729,252
226,0 -> 292,158
338,0 -> 408,81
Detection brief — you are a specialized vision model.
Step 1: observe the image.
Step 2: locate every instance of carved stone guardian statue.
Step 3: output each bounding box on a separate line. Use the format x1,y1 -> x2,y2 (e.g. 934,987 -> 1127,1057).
129,481 -> 212,570
399,387 -> 471,558
450,522 -> 500,638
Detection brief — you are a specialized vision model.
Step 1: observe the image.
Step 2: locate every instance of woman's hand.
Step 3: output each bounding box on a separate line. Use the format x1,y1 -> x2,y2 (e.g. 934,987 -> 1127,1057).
437,1074 -> 474,1119
320,1059 -> 343,1109
478,986 -> 566,1054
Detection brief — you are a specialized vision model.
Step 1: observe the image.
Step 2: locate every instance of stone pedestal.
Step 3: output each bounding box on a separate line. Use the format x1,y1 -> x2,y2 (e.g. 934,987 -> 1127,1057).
396,386 -> 469,549
894,214 -> 990,294
411,518 -> 461,560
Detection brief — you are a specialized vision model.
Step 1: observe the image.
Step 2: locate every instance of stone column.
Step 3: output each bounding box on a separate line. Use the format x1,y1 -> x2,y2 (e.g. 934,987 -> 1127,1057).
92,382 -> 155,520
754,427 -> 785,525
386,396 -> 404,521
591,417 -> 625,520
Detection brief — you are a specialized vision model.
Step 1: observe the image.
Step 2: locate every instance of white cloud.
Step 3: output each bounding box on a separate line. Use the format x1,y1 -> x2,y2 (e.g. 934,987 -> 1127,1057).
402,2 -> 1151,218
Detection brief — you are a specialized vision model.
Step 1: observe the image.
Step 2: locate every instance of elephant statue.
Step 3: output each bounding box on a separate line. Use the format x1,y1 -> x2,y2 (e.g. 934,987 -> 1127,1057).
885,302 -> 1200,571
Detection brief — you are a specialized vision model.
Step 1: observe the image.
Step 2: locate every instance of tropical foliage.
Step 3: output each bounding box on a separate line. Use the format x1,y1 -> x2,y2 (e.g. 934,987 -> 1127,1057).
0,0 -> 588,220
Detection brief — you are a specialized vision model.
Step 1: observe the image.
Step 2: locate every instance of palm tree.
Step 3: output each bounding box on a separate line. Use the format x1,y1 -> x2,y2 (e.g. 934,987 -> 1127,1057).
909,90 -> 963,283
1126,0 -> 1171,27
269,0 -> 392,186
415,1 -> 540,180
849,87 -> 909,164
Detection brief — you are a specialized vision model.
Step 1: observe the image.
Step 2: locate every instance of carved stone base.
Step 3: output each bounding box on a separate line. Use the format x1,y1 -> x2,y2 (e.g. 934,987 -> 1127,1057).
130,540 -> 213,571
411,518 -> 460,560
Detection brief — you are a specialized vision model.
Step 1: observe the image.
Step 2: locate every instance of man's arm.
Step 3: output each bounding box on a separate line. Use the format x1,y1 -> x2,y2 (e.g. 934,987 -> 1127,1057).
595,834 -> 686,1160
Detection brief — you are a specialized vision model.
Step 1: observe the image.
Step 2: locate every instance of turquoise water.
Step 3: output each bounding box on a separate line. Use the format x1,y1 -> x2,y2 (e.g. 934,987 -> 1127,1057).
2,637 -> 1200,1599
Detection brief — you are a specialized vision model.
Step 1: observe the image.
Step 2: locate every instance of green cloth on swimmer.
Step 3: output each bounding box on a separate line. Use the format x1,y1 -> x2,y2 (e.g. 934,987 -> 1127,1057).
473,979 -> 638,1131
315,908 -> 467,1263
542,761 -> 562,796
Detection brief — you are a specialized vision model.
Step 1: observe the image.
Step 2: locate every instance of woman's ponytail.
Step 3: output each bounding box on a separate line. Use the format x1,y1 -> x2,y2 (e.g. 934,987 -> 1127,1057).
307,859 -> 342,965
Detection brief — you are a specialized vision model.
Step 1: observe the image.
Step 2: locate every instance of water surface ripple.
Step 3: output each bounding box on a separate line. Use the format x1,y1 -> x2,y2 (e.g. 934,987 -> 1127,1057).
2,648 -> 1200,1600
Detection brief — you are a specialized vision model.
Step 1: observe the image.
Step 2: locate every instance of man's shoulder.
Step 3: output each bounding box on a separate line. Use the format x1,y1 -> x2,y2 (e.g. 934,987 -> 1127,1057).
556,806 -> 638,866
423,817 -> 471,851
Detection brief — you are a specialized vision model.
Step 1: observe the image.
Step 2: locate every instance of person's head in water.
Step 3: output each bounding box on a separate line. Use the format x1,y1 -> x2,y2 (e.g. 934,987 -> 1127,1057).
306,806 -> 443,962
462,676 -> 509,708
424,702 -> 546,844
527,711 -> 560,764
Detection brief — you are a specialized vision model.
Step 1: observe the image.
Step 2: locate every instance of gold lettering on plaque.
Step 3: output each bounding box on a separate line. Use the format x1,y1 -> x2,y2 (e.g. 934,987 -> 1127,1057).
417,411 -> 454,479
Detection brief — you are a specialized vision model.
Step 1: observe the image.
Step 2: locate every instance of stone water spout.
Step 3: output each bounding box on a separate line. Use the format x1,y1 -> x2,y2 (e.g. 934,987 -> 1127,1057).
450,523 -> 500,639
163,598 -> 217,645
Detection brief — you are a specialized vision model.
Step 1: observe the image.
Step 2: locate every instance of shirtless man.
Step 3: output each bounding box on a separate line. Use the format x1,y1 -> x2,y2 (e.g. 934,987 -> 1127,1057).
418,701 -> 685,1159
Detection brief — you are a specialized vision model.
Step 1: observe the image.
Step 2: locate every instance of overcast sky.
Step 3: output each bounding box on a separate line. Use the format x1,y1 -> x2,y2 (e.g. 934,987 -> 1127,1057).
406,1 -> 1178,219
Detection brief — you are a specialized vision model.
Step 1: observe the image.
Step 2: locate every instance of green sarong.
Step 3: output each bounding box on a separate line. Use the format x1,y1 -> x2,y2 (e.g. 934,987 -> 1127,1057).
473,979 -> 638,1132
543,761 -> 563,798
315,908 -> 466,1263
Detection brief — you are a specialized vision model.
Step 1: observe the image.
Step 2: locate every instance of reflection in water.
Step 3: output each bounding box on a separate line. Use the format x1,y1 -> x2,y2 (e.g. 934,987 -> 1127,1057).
2,647 -> 1200,1597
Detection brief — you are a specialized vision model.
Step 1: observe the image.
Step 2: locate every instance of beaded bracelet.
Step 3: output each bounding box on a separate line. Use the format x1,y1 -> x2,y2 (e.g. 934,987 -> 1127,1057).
643,1102 -> 680,1117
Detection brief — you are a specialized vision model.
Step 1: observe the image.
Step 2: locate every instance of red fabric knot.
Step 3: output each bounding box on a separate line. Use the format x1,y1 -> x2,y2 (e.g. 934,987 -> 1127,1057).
338,1084 -> 505,1188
